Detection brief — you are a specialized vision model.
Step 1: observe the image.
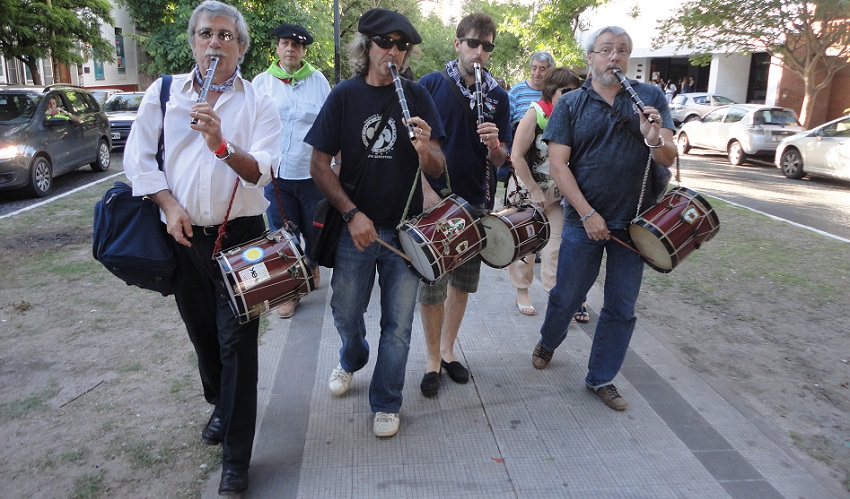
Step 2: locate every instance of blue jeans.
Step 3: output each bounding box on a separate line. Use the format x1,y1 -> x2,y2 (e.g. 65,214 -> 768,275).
538,226 -> 644,388
330,225 -> 420,413
264,177 -> 323,268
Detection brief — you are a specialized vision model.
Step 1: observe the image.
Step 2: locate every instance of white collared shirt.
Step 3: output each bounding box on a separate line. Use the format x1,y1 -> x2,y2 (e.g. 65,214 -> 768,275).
124,73 -> 282,226
252,68 -> 330,180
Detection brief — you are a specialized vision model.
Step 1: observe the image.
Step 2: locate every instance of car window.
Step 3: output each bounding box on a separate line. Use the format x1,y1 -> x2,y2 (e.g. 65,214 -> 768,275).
103,94 -> 144,112
701,109 -> 725,123
67,91 -> 97,115
713,96 -> 735,106
824,118 -> 850,137
692,96 -> 708,105
0,93 -> 39,123
724,107 -> 748,123
760,109 -> 800,126
671,95 -> 687,105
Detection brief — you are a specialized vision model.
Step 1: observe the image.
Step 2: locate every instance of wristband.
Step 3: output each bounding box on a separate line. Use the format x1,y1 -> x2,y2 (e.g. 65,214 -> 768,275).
580,208 -> 596,223
214,138 -> 228,155
645,137 -> 664,149
489,139 -> 500,153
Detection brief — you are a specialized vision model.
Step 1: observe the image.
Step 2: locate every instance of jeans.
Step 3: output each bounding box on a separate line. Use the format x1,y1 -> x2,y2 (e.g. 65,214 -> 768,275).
538,225 -> 644,388
330,225 -> 420,413
264,177 -> 323,268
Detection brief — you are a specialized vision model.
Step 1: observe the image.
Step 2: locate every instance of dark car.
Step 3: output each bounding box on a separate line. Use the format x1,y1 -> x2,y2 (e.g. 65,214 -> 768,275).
0,85 -> 111,197
102,92 -> 145,149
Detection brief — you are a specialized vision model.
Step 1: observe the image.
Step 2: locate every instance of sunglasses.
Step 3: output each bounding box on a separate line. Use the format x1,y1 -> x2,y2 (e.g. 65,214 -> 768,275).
196,28 -> 236,42
560,87 -> 576,94
459,38 -> 495,52
371,36 -> 411,52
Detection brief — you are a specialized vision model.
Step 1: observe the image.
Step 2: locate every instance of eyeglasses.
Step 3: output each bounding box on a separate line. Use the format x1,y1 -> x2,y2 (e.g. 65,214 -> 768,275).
196,29 -> 237,43
370,36 -> 411,52
459,38 -> 496,53
590,47 -> 630,58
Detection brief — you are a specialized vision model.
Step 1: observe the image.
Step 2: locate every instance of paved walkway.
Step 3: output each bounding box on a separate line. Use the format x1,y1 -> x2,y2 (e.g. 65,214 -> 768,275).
203,264 -> 840,498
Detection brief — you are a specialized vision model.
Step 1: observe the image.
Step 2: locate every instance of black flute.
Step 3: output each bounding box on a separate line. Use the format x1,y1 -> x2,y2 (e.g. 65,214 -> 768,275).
387,62 -> 416,141
473,62 -> 485,126
191,56 -> 219,125
612,68 -> 655,124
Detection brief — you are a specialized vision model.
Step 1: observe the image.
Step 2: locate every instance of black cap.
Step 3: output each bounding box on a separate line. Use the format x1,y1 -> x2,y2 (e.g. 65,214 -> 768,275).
272,23 -> 313,45
358,8 -> 422,45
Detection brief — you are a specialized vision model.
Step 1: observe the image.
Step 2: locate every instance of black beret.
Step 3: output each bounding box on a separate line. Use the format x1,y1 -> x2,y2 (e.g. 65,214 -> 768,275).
272,23 -> 313,45
358,8 -> 422,45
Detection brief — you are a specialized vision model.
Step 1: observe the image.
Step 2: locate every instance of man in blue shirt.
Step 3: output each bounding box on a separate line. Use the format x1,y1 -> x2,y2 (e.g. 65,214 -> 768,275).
508,51 -> 555,128
416,13 -> 511,398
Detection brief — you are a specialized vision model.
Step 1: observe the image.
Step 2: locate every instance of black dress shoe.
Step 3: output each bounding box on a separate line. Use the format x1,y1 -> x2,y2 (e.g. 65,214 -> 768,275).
420,371 -> 441,397
441,360 -> 469,384
218,468 -> 249,495
202,414 -> 223,445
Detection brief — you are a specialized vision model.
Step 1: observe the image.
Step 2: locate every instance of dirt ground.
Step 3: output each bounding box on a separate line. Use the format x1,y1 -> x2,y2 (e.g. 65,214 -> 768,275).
0,184 -> 848,497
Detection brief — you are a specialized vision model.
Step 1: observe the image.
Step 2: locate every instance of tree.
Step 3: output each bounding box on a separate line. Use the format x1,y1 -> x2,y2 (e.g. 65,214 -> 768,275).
654,0 -> 850,127
0,0 -> 115,85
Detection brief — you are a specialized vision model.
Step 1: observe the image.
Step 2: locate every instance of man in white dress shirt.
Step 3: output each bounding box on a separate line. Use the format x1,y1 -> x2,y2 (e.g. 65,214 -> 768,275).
123,1 -> 281,494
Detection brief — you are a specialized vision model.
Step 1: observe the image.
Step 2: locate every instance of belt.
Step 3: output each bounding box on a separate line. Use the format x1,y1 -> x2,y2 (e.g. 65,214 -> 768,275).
194,215 -> 263,237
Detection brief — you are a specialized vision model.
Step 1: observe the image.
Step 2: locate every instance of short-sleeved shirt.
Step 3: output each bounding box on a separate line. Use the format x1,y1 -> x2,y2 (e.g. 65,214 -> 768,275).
508,80 -> 541,125
419,71 -> 511,206
304,75 -> 445,227
543,77 -> 674,229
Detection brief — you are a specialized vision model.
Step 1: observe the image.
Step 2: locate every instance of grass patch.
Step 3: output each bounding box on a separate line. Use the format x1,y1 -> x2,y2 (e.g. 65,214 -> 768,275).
0,384 -> 59,422
71,472 -> 106,499
61,448 -> 88,465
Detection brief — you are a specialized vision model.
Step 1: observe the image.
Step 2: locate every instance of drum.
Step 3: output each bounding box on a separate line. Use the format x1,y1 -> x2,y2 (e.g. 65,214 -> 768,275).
398,195 -> 486,284
479,203 -> 550,269
215,228 -> 314,323
628,186 -> 720,273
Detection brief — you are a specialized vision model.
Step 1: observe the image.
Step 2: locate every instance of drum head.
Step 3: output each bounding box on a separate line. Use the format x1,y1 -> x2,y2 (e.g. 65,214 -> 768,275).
628,223 -> 674,271
398,228 -> 438,282
480,215 -> 518,268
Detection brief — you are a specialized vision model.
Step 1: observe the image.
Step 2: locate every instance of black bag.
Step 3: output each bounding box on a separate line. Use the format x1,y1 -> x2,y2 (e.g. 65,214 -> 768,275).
92,181 -> 177,295
309,199 -> 343,268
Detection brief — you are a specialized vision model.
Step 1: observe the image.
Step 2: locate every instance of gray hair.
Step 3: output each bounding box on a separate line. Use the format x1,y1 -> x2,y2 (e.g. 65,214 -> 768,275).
348,33 -> 415,77
584,26 -> 632,54
188,0 -> 251,61
529,51 -> 554,68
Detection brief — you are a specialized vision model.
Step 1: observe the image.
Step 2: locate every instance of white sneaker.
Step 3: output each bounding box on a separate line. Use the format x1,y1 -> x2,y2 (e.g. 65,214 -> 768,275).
328,363 -> 353,396
373,412 -> 400,437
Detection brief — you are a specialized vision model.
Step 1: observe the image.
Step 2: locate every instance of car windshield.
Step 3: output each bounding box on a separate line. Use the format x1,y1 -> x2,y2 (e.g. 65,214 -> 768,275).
103,94 -> 143,112
0,93 -> 41,124
753,109 -> 800,126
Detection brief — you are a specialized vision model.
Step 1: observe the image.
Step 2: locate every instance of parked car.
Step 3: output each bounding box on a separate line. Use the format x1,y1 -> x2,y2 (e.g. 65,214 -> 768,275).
670,92 -> 736,125
89,88 -> 124,106
774,114 -> 850,181
676,104 -> 804,165
102,92 -> 145,149
0,85 -> 111,197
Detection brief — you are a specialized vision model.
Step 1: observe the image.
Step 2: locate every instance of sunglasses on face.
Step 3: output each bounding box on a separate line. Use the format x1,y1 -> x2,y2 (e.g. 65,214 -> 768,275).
371,36 -> 411,52
196,28 -> 236,42
459,38 -> 495,52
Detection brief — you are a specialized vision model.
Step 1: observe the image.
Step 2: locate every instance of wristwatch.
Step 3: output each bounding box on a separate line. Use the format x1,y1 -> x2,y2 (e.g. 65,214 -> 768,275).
342,207 -> 359,223
215,140 -> 236,161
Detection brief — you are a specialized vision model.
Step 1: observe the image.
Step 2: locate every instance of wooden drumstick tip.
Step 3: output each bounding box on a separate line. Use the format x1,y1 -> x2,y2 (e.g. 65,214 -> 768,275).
376,237 -> 412,262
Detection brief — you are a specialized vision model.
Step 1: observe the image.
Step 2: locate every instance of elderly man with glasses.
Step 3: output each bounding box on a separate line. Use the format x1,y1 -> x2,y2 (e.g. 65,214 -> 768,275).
508,51 -> 555,130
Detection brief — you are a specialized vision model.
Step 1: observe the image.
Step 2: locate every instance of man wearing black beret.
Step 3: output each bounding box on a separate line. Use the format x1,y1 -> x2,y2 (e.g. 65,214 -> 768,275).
305,8 -> 446,438
253,23 -> 329,319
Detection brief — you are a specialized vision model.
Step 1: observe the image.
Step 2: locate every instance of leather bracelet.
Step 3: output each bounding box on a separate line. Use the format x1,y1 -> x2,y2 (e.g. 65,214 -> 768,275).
214,138 -> 227,155
645,137 -> 664,149
580,208 -> 596,223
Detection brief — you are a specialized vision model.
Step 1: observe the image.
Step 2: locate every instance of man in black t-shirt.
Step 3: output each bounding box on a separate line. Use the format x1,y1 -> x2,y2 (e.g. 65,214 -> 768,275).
305,8 -> 445,438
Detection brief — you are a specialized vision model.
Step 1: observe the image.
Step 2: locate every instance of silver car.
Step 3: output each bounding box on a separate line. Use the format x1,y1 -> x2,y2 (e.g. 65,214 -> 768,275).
677,104 -> 804,165
669,92 -> 735,125
775,114 -> 850,181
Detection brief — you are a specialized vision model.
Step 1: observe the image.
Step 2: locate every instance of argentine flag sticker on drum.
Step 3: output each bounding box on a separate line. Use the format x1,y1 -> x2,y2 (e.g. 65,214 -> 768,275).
241,247 -> 265,264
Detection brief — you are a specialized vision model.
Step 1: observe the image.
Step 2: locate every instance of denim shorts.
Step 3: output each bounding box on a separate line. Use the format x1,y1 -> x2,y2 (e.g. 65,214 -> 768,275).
418,255 -> 482,304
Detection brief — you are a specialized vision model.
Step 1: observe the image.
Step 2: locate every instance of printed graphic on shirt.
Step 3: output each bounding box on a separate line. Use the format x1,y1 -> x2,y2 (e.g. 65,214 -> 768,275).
362,114 -> 398,159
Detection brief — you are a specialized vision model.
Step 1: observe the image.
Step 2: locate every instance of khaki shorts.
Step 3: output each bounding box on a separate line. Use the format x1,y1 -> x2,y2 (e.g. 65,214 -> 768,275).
418,255 -> 482,304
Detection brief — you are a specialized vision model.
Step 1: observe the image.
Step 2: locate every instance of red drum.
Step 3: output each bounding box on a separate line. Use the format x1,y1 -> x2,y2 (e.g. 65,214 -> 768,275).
398,195 -> 486,284
480,203 -> 550,269
628,186 -> 720,273
216,229 -> 314,323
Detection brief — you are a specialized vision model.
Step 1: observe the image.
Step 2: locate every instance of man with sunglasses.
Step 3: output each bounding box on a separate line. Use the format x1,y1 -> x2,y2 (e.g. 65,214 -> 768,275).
416,13 -> 511,398
123,1 -> 281,494
530,26 -> 676,412
306,8 -> 445,438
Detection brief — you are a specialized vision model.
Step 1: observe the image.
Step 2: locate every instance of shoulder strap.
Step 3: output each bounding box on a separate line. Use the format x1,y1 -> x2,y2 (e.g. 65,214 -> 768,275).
155,75 -> 172,172
440,69 -> 480,130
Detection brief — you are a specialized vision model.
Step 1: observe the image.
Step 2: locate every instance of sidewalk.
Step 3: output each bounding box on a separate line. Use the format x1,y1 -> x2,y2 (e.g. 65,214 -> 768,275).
204,264 -> 840,498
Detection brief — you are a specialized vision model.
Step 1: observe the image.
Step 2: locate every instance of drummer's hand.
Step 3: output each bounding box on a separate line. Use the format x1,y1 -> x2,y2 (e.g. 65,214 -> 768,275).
406,116 -> 433,154
190,102 -> 223,151
348,213 -> 378,251
477,122 -> 500,151
583,212 -> 610,241
639,105 -> 662,143
529,187 -> 546,206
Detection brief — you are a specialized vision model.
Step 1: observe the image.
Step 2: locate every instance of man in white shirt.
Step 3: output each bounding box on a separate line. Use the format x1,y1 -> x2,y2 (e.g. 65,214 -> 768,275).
123,1 -> 281,494
253,23 -> 330,319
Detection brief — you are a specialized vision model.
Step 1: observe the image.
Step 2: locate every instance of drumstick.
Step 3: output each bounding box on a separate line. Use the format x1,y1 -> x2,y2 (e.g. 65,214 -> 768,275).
609,234 -> 659,266
375,238 -> 412,262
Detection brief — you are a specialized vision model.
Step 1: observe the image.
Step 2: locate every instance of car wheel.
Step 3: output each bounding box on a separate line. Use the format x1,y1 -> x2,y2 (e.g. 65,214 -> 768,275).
26,156 -> 53,198
683,114 -> 699,123
780,148 -> 806,179
91,138 -> 111,172
677,133 -> 691,155
728,141 -> 746,165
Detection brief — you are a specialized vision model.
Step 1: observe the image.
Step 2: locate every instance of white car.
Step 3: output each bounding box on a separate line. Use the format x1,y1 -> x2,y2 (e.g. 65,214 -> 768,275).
669,92 -> 735,125
677,104 -> 804,165
775,114 -> 850,181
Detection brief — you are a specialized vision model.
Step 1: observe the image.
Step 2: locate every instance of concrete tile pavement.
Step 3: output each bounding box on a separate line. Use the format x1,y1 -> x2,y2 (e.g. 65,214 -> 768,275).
203,265 -> 841,498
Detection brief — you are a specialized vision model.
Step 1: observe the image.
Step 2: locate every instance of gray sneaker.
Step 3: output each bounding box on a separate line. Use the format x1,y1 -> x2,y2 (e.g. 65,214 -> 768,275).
373,412 -> 400,437
328,363 -> 353,396
588,384 -> 628,411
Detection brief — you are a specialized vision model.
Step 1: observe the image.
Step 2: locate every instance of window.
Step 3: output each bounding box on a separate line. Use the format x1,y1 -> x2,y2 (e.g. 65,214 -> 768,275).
724,107 -> 748,123
702,110 -> 725,123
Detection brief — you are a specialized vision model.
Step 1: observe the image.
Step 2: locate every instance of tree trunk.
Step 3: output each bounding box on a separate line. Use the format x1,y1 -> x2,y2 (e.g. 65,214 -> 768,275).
19,57 -> 43,86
